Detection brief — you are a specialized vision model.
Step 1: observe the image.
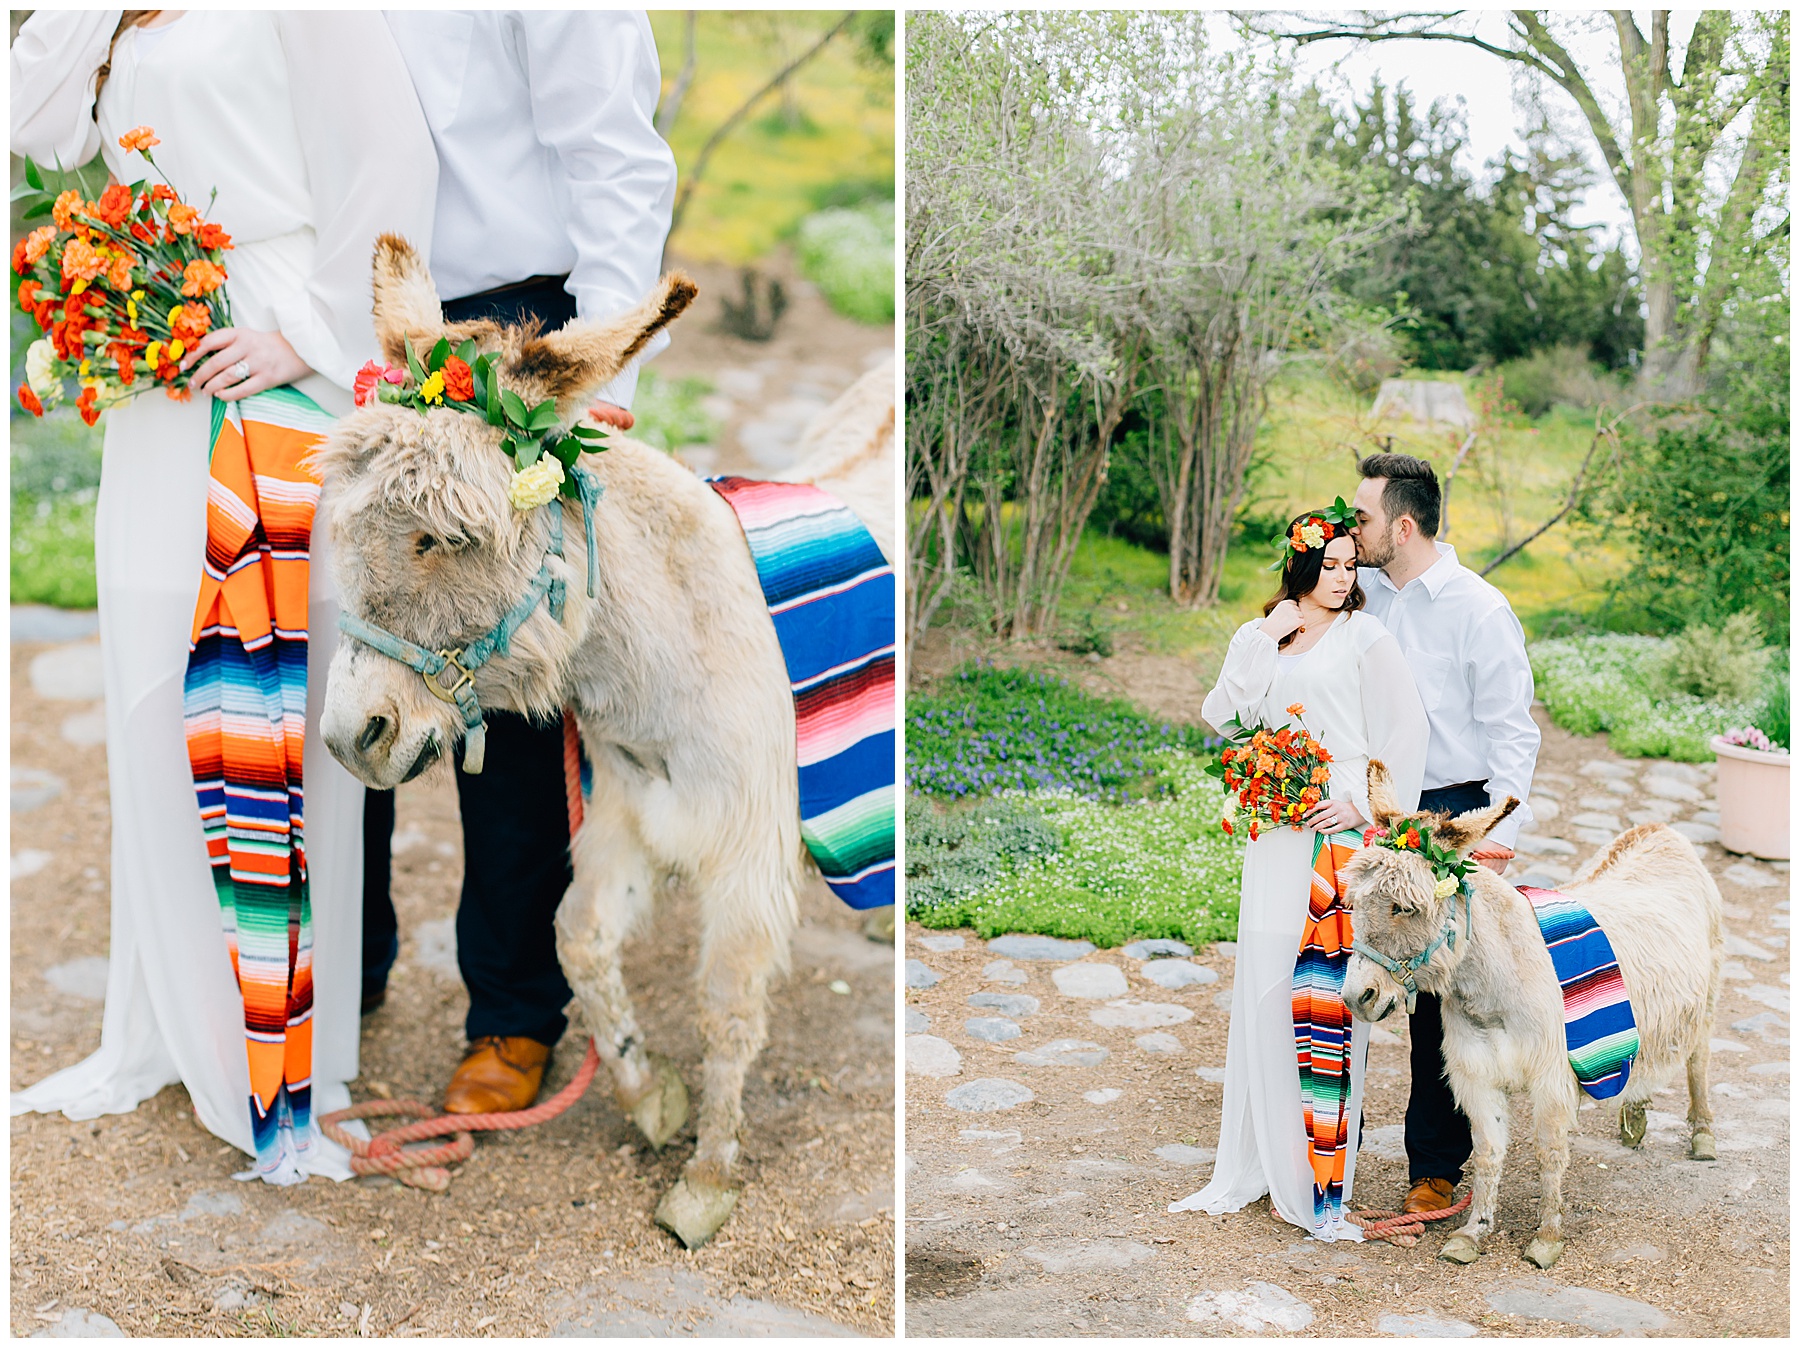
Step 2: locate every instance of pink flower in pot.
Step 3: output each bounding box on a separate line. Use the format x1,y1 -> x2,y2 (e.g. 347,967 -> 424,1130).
1711,726 -> 1789,861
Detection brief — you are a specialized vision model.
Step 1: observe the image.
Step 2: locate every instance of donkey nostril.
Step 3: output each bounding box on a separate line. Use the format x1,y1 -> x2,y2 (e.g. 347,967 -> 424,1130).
1359,987 -> 1376,1004
357,715 -> 389,754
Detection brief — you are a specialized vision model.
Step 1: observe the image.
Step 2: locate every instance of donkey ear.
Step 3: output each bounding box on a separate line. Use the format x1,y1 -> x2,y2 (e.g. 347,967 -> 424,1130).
511,273 -> 698,415
1365,759 -> 1408,830
371,233 -> 444,367
1436,796 -> 1520,854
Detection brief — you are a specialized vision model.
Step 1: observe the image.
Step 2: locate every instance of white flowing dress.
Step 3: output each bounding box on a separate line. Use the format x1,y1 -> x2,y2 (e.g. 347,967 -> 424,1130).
1172,609 -> 1428,1239
9,10 -> 437,1181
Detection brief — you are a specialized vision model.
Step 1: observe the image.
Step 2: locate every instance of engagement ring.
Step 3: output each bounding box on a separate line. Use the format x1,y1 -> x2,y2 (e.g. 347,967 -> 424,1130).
231,360 -> 250,382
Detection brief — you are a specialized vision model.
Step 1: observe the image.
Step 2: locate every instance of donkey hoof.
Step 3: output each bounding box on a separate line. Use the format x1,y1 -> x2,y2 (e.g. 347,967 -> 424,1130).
1439,1234 -> 1481,1265
1689,1128 -> 1718,1161
655,1177 -> 740,1250
1618,1100 -> 1648,1149
1523,1236 -> 1566,1270
628,1054 -> 689,1150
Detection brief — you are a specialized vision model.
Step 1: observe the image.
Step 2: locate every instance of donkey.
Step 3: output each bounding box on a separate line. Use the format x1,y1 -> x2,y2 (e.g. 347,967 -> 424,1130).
315,236 -> 893,1249
1341,761 -> 1722,1270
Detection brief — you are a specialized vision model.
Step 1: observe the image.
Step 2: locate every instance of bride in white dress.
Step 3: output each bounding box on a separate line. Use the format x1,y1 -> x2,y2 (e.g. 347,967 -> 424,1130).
1172,514 -> 1427,1240
10,10 -> 436,1182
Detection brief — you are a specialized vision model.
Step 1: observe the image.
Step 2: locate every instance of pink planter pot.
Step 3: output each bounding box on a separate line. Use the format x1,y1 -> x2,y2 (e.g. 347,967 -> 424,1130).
1711,736 -> 1790,861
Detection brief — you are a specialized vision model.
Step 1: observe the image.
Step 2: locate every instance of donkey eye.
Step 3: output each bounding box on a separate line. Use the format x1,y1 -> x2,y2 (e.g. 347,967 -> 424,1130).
416,534 -> 438,556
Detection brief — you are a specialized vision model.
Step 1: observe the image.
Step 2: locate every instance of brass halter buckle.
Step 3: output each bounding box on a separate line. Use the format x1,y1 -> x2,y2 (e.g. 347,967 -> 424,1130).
424,649 -> 473,703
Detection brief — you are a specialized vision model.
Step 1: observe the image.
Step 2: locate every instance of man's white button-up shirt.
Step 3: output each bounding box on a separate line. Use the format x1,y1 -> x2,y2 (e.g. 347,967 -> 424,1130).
385,10 -> 678,408
1358,542 -> 1539,850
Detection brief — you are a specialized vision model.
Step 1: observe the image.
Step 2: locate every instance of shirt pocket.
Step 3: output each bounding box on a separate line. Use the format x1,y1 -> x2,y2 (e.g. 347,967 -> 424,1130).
1406,648 -> 1456,711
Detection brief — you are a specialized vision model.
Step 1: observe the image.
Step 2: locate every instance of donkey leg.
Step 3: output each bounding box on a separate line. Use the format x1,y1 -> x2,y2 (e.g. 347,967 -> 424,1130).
1523,1079 -> 1577,1269
654,881 -> 793,1251
1687,1043 -> 1718,1161
1441,1079 -> 1508,1265
554,813 -> 688,1150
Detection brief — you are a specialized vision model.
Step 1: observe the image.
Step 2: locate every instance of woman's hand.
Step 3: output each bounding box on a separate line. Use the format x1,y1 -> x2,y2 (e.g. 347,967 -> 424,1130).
181,328 -> 314,402
1302,798 -> 1365,834
1260,599 -> 1304,642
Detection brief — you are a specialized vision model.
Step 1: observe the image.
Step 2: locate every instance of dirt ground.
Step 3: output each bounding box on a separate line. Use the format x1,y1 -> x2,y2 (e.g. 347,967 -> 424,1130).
9,259 -> 898,1339
904,638 -> 1790,1338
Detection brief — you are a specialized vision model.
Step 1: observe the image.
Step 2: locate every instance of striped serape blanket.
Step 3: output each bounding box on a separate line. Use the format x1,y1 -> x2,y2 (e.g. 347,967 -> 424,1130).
183,388 -> 332,1182
707,476 -> 895,909
1518,887 -> 1640,1098
1292,827 -> 1366,1235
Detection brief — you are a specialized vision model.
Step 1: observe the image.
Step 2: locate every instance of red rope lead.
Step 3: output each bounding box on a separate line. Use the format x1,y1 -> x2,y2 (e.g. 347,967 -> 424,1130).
318,707 -> 597,1190
1346,1191 -> 1473,1245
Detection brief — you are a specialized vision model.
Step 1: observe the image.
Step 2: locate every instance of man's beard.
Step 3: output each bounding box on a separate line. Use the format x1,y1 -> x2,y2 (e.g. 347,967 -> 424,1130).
1356,523 -> 1398,568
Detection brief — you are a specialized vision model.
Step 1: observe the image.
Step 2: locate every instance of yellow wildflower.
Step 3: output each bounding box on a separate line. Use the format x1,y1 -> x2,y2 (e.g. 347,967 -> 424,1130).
167,339 -> 186,361
418,370 -> 446,405
145,341 -> 164,368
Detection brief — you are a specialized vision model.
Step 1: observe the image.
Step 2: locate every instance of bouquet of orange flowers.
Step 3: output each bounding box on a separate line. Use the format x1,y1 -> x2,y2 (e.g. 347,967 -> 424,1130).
1206,702 -> 1334,842
13,126 -> 232,425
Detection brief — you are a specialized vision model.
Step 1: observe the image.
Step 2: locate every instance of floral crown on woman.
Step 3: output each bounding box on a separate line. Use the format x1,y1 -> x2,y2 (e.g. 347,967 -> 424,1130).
1269,497 -> 1358,571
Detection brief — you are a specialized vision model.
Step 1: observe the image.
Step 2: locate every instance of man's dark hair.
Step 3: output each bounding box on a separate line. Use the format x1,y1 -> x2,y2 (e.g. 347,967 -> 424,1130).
1358,452 -> 1440,538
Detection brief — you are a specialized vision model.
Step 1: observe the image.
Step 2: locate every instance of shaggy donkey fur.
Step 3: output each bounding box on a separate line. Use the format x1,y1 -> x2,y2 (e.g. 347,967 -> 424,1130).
1341,761 -> 1722,1270
316,236 -> 893,1249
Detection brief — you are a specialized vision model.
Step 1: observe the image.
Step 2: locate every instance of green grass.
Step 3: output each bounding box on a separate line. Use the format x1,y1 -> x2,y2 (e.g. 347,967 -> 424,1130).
11,408 -> 102,608
628,369 -> 721,452
910,751 -> 1244,948
794,202 -> 894,323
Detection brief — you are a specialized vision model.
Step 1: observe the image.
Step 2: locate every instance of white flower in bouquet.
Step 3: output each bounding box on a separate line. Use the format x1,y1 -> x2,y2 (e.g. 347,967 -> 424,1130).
25,338 -> 62,407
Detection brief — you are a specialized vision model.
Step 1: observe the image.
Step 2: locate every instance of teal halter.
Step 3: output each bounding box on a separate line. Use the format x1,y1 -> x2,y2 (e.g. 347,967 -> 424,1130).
336,461 -> 603,775
1350,879 -> 1472,1016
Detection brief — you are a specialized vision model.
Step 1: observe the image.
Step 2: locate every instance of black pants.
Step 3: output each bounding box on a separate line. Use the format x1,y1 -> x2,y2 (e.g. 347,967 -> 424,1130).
1402,779 -> 1492,1185
361,276 -> 581,1045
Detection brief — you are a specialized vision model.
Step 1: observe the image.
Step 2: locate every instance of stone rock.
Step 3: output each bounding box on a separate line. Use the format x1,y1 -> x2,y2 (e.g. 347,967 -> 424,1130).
258,1211 -> 329,1245
1083,1088 -> 1122,1105
44,957 -> 109,1002
1153,1144 -> 1214,1166
1668,820 -> 1719,844
29,643 -> 104,701
1527,795 -> 1561,821
1749,1061 -> 1788,1075
1652,761 -> 1704,783
1581,760 -> 1636,780
1721,961 -> 1755,983
1212,990 -> 1234,1012
1627,805 -> 1680,827
916,933 -> 966,952
1379,1313 -> 1479,1337
1725,933 -> 1776,961
1359,1124 -> 1407,1160
905,1008 -> 931,1034
546,1266 -> 858,1337
1602,1244 -> 1666,1264
1742,983 -> 1790,1013
1514,871 -> 1567,890
906,1036 -> 962,1077
1212,940 -> 1238,955
1722,861 -> 1780,889
1484,1278 -> 1670,1333
982,960 -> 1028,985
1051,963 -> 1128,999
182,1189 -> 245,1220
12,767 -> 65,813
1574,803 -> 1623,822
905,959 -> 941,990
1516,833 -> 1578,857
1691,810 -> 1722,827
1645,776 -> 1704,803
1368,1025 -> 1404,1047
1186,1282 -> 1315,1333
988,934 -> 1095,961
60,709 -> 106,747
1021,1240 -> 1154,1274
1139,959 -> 1217,990
965,1017 -> 1021,1043
1599,777 -> 1634,796
968,991 -> 1039,1018
945,1078 -> 1034,1112
12,606 -> 99,643
1573,826 -> 1614,845
1015,1039 -> 1110,1068
1090,1000 -> 1194,1029
12,850 -> 54,881
1134,1032 -> 1183,1055
1731,1012 -> 1789,1044
1194,1066 -> 1228,1084
1122,938 -> 1193,959
1710,1037 -> 1748,1052
31,1309 -> 125,1339
1518,861 -> 1574,883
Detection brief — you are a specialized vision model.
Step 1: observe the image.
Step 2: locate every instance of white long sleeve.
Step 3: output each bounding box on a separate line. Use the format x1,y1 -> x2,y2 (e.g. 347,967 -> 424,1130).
9,8 -> 115,167
273,13 -> 438,389
1354,632 -> 1428,826
1202,622 -> 1280,736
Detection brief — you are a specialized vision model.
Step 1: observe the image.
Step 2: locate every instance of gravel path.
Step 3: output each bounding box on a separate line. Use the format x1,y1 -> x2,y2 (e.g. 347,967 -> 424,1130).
905,707 -> 1789,1337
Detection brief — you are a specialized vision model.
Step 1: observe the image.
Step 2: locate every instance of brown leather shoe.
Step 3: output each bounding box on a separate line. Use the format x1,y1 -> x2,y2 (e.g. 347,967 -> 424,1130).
443,1036 -> 552,1115
1402,1177 -> 1456,1214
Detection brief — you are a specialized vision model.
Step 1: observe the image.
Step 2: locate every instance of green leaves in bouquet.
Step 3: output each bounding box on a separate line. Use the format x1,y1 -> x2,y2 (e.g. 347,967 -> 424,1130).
23,156 -> 45,192
403,334 -> 428,385
427,336 -> 452,373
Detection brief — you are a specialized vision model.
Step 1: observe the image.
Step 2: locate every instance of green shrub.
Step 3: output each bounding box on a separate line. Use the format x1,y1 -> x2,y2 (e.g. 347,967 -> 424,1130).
1756,663 -> 1790,751
912,751 -> 1243,948
628,370 -> 720,453
1660,613 -> 1771,703
11,409 -> 103,608
795,202 -> 894,324
904,795 -> 1060,918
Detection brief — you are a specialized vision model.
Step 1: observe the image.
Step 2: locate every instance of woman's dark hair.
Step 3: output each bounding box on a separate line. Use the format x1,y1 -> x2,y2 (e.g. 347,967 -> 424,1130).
1261,508 -> 1364,648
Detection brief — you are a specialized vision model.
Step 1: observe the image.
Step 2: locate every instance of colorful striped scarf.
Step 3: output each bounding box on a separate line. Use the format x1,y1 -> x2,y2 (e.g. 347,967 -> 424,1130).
183,388 -> 333,1182
1519,887 -> 1640,1098
707,477 -> 895,909
1292,827 -> 1365,1233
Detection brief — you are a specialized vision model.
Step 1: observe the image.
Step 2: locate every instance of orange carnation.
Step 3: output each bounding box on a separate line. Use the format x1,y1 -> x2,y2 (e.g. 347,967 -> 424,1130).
1286,702 -> 1305,716
181,259 -> 226,297
169,304 -> 213,344
18,382 -> 44,416
107,249 -> 138,291
17,280 -> 42,310
52,189 -> 84,229
24,225 -> 56,265
197,222 -> 234,251
60,238 -> 105,284
76,384 -> 100,426
118,126 -> 161,153
441,355 -> 475,402
165,202 -> 200,235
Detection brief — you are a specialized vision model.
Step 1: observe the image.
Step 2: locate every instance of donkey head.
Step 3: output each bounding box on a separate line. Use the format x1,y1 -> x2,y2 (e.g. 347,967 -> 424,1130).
1339,760 -> 1518,1022
317,235 -> 695,789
